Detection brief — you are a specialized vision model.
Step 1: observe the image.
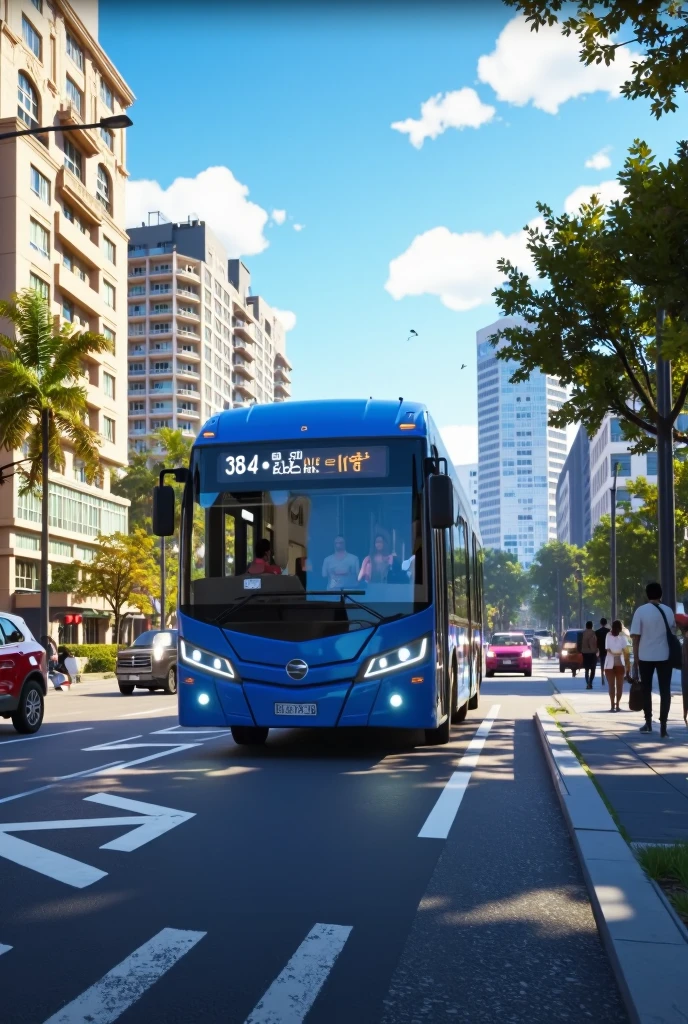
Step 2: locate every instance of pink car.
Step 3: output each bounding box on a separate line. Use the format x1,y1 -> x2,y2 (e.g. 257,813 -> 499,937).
485,632 -> 532,677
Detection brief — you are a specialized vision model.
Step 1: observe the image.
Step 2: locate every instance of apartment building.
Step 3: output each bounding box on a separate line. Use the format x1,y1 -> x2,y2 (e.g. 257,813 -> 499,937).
0,0 -> 133,640
477,318 -> 567,568
125,219 -> 292,449
556,426 -> 591,547
588,414 -> 663,530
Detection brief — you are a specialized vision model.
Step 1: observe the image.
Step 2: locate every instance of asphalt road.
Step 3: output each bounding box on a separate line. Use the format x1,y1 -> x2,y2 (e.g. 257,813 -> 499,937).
0,665 -> 628,1024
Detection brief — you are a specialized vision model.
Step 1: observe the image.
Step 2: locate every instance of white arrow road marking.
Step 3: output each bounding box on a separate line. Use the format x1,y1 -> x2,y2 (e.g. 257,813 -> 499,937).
42,926 -> 206,1024
0,794 -> 195,887
0,943 -> 12,956
82,735 -> 201,773
418,704 -> 501,839
244,923 -> 352,1024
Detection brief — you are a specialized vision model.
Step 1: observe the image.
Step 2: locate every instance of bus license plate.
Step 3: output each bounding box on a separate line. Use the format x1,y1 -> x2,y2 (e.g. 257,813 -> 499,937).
274,702 -> 317,716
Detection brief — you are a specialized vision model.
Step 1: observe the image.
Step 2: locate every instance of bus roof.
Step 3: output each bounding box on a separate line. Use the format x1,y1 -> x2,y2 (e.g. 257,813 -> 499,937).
195,399 -> 429,445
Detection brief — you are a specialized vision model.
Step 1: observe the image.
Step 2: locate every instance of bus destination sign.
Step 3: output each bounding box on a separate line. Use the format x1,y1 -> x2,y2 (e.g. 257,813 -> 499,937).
216,445 -> 388,481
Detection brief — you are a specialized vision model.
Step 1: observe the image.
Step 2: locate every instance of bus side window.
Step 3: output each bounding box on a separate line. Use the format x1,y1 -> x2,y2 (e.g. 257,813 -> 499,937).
224,513 -> 235,576
454,518 -> 469,618
446,527 -> 455,616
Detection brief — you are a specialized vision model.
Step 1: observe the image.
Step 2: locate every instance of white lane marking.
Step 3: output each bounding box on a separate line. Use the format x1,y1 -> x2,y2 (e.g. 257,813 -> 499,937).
0,763 -> 125,806
0,944 -> 12,956
418,704 -> 501,840
150,725 -> 227,735
0,727 -> 93,747
82,735 -> 143,749
0,794 -> 195,887
42,926 -> 206,1024
88,745 -> 200,774
118,706 -> 172,719
244,923 -> 352,1024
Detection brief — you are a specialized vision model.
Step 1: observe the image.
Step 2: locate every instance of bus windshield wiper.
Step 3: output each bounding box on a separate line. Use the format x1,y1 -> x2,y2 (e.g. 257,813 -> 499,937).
303,590 -> 385,622
212,588 -> 386,626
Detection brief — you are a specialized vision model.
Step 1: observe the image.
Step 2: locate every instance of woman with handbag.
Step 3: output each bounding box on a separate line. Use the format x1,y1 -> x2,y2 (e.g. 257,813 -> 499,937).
604,620 -> 630,712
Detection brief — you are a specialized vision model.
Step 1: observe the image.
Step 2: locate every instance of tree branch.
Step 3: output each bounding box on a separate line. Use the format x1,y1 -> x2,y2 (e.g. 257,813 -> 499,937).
610,338 -> 657,413
669,372 -> 688,426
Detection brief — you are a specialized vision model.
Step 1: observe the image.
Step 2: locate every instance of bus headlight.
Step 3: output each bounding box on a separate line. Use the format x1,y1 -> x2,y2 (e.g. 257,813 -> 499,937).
179,639 -> 236,679
360,636 -> 429,679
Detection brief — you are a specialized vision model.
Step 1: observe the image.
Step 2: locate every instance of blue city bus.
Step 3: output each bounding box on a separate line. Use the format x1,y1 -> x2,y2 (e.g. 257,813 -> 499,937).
154,399 -> 484,746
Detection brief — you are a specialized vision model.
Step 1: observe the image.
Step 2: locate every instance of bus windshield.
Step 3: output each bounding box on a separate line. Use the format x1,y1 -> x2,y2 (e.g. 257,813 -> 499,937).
181,438 -> 430,640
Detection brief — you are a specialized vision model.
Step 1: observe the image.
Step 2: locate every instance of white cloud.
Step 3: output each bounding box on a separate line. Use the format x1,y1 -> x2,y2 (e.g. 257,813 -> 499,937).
585,147 -> 612,170
293,223 -> 304,232
563,179 -> 625,214
271,209 -> 287,225
477,14 -> 638,115
272,308 -> 296,332
391,88 -> 495,149
440,425 -> 478,466
127,166 -> 269,257
385,223 -> 538,312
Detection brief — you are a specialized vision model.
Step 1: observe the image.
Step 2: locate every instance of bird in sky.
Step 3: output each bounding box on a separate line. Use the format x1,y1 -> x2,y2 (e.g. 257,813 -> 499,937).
460,363 -> 467,370
407,329 -> 418,341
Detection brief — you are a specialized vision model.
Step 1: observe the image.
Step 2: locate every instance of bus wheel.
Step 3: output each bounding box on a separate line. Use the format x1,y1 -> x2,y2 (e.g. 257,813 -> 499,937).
425,716 -> 450,745
453,701 -> 468,723
231,726 -> 269,745
468,682 -> 479,710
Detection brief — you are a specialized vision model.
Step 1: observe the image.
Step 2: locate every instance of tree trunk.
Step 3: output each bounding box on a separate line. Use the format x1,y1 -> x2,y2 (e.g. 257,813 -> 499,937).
113,611 -> 120,649
39,407 -> 50,650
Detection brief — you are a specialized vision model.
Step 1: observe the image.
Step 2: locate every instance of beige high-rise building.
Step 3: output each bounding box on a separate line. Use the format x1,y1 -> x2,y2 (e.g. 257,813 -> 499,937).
0,1 -> 134,642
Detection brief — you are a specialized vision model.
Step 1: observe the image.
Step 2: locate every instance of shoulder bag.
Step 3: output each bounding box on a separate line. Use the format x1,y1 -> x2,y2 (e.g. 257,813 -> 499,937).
628,676 -> 644,712
654,604 -> 682,670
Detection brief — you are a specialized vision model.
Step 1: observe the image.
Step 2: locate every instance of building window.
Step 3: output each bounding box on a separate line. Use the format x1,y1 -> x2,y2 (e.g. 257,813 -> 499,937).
96,165 -> 112,213
29,272 -> 48,300
62,299 -> 74,322
29,218 -> 49,258
100,126 -> 114,150
103,416 -> 115,442
66,30 -> 83,69
30,165 -> 50,203
63,249 -> 87,282
100,78 -> 114,110
22,16 -> 41,59
103,237 -> 116,264
64,140 -> 83,180
18,72 -> 38,130
103,372 -> 115,399
65,76 -> 82,115
104,281 -> 115,309
610,418 -> 627,443
646,452 -> 658,476
15,560 -> 39,592
611,454 -> 631,477
103,327 -> 115,351
31,0 -> 43,11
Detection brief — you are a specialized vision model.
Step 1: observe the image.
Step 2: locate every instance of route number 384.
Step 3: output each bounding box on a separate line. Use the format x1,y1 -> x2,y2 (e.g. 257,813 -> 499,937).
224,454 -> 259,476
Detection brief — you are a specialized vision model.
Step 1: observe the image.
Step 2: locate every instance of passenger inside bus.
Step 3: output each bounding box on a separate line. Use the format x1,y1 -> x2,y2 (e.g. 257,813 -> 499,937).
322,535 -> 360,590
358,531 -> 395,584
247,539 -> 282,575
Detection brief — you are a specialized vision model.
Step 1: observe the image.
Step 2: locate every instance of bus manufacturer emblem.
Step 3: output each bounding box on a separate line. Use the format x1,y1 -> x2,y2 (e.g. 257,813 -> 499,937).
286,659 -> 309,680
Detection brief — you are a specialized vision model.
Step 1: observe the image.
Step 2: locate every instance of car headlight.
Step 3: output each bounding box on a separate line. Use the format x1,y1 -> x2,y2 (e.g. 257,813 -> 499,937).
561,650 -> 568,657
487,648 -> 495,657
153,645 -> 165,662
179,639 -> 236,679
522,649 -> 532,658
360,635 -> 429,679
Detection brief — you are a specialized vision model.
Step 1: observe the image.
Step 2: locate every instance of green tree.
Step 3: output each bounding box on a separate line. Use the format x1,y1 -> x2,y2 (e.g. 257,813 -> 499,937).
492,141 -> 688,452
528,541 -> 584,630
483,548 -> 528,631
111,428 -> 194,530
505,2 -> 688,118
50,529 -> 159,646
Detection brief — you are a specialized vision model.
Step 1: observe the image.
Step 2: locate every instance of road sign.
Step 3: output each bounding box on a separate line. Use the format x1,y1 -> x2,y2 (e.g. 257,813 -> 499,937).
0,793 -> 195,888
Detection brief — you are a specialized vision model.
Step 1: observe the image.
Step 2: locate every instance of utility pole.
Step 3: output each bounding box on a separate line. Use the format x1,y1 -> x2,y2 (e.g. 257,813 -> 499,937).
610,461 -> 619,623
656,307 -> 677,609
556,566 -> 561,638
160,536 -> 165,629
578,573 -> 583,627
39,408 -> 50,648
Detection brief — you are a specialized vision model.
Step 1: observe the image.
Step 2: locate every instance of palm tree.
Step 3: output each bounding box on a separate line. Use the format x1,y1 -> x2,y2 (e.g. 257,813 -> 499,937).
0,289 -> 112,645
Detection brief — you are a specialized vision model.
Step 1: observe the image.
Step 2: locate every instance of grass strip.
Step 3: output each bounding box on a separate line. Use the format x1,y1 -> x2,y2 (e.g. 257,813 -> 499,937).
636,843 -> 688,925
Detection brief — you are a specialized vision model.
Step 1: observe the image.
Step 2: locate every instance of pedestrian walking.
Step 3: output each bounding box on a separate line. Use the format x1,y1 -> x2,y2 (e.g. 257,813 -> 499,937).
581,620 -> 598,689
604,620 -> 630,712
594,618 -> 610,686
674,611 -> 688,726
630,582 -> 676,738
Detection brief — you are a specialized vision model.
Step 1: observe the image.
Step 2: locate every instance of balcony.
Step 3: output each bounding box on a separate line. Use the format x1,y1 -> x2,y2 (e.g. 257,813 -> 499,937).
232,338 -> 254,361
177,406 -> 200,419
177,386 -> 199,397
177,287 -> 200,303
54,211 -> 101,268
56,166 -> 102,225
176,364 -> 200,379
176,265 -> 200,282
233,381 -> 254,401
275,351 -> 293,372
149,265 -> 173,277
128,307 -> 146,320
232,297 -> 253,321
151,383 -> 173,394
57,103 -> 100,156
128,344 -> 146,356
274,381 -> 290,398
56,264 -> 105,319
149,326 -> 172,338
150,345 -> 173,355
150,365 -> 173,376
177,329 -> 200,342
128,243 -> 175,257
178,345 -> 200,360
274,366 -> 291,385
177,307 -> 200,322
233,358 -> 255,381
149,285 -> 172,296
232,318 -> 254,343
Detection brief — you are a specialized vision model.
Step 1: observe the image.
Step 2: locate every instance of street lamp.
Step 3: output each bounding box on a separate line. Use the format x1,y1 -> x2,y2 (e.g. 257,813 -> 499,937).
610,461 -> 620,622
0,113 -> 133,142
656,307 -> 677,610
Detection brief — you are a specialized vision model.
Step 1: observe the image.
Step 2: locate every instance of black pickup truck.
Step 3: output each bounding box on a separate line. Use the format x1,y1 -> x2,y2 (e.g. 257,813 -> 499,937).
115,629 -> 178,695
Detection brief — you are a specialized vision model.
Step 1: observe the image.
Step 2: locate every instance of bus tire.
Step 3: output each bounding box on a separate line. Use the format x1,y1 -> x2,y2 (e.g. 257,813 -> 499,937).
425,715 -> 450,745
453,700 -> 468,723
231,726 -> 269,745
468,683 -> 479,710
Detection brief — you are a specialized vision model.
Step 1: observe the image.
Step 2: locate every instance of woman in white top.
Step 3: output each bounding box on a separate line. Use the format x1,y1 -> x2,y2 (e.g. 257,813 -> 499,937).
605,619 -> 630,712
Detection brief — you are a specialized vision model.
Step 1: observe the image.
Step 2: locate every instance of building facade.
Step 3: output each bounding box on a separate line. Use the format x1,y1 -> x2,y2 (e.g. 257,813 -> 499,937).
477,318 -> 567,568
0,0 -> 133,640
556,427 -> 591,547
455,463 -> 478,517
125,219 -> 292,449
588,414 -> 659,530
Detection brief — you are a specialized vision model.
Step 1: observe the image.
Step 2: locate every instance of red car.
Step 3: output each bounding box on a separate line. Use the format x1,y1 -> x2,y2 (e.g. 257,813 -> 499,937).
485,632 -> 533,677
0,612 -> 47,734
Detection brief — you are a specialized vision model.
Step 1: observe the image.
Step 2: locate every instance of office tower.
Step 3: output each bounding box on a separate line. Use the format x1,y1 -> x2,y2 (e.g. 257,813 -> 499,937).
477,317 -> 567,568
126,219 -> 292,450
588,414 -> 659,529
556,427 -> 591,546
0,0 -> 133,639
455,463 -> 478,517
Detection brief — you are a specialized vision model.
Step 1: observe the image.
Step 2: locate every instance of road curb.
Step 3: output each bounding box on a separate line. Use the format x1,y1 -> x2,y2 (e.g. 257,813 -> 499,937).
534,706 -> 688,1024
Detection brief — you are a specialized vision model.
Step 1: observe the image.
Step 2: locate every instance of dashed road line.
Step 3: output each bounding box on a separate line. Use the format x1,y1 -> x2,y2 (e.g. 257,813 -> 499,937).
244,923 -> 352,1024
118,705 -> 173,719
0,727 -> 93,747
42,926 -> 206,1023
418,704 -> 501,839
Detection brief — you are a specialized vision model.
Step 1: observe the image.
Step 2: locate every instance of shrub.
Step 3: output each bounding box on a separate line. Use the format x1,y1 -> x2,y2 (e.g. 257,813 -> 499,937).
85,654 -> 116,673
61,644 -> 117,675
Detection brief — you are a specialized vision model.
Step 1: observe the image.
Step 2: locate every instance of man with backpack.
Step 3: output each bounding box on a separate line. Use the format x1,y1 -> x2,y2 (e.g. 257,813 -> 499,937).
630,582 -> 676,738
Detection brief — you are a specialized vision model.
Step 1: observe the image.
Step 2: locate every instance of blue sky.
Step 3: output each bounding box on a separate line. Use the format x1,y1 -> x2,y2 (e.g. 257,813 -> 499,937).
101,1 -> 684,463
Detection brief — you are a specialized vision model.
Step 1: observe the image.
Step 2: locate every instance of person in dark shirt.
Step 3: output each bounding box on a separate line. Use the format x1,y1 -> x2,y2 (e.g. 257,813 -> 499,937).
595,618 -> 610,686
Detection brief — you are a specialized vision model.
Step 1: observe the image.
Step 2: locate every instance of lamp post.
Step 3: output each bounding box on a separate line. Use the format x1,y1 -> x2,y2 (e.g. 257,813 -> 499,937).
656,307 -> 677,610
0,113 -> 133,143
611,461 -> 619,623
160,537 -> 165,630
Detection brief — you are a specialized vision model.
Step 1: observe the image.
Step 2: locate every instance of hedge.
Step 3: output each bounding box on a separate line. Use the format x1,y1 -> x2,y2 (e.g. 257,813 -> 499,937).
61,644 -> 118,674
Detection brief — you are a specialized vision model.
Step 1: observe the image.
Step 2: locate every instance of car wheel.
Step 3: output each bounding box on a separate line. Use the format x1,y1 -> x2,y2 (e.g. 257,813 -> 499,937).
118,683 -> 135,695
485,670 -> 494,678
162,667 -> 177,695
524,670 -> 532,677
231,726 -> 269,745
559,665 -> 565,673
11,681 -> 44,734
572,669 -> 578,677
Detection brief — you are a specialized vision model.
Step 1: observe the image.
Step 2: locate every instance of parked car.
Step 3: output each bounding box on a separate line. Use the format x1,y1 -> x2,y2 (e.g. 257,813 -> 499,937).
115,629 -> 178,695
485,632 -> 533,677
522,628 -> 535,647
0,612 -> 47,734
559,629 -> 584,675
533,628 -> 556,658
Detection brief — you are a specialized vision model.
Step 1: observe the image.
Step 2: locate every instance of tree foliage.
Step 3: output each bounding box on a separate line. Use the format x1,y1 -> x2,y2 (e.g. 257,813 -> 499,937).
505,2 -> 688,118
483,548 -> 528,631
493,141 -> 688,452
528,541 -> 584,629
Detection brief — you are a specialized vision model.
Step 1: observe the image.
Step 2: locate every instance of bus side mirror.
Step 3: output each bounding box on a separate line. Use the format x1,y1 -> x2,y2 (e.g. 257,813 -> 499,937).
153,485 -> 175,537
429,474 -> 453,529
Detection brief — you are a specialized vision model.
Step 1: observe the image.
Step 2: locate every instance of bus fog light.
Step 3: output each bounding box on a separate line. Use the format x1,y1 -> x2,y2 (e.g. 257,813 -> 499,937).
390,694 -> 403,708
198,693 -> 210,706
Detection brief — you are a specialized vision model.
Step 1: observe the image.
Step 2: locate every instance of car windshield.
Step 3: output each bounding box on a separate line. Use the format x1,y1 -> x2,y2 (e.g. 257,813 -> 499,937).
181,438 -> 429,639
132,630 -> 177,647
563,630 -> 580,643
491,634 -> 527,646
534,629 -> 551,637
